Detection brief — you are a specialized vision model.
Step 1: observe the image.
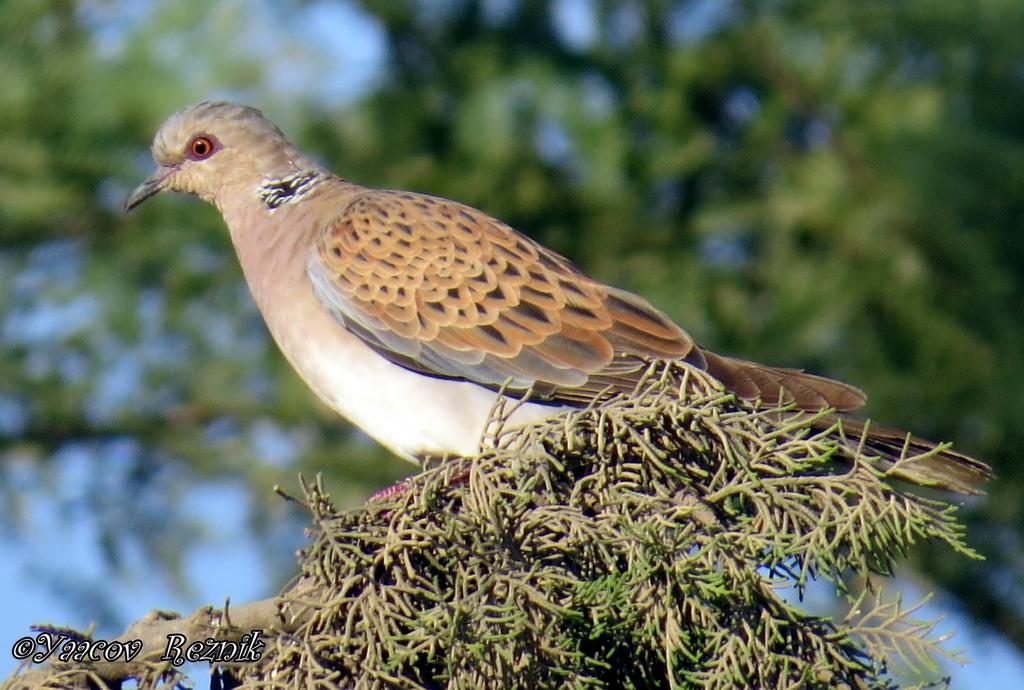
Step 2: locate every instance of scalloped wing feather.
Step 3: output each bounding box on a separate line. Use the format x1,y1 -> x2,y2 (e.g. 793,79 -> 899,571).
307,189 -> 866,411
307,191 -> 694,397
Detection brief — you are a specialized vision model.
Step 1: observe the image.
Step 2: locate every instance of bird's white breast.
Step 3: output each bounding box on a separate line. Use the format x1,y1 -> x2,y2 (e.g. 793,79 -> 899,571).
223,199 -> 563,461
287,322 -> 562,461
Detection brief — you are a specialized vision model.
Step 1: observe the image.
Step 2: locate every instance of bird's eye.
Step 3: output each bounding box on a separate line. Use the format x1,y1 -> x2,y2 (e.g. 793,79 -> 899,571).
186,135 -> 218,161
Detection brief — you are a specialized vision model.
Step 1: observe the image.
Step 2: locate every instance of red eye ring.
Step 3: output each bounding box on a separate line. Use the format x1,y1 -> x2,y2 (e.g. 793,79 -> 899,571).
186,135 -> 217,160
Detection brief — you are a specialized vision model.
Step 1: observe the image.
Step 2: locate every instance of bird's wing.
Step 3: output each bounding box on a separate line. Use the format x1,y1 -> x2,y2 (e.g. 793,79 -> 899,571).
306,189 -> 694,400
307,189 -> 865,410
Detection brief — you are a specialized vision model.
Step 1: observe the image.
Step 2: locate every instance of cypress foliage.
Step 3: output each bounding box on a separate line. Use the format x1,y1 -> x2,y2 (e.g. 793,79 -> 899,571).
237,364 -> 974,689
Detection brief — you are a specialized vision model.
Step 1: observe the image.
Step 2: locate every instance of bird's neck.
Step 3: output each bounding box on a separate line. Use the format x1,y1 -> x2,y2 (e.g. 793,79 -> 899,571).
254,169 -> 326,210
215,174 -> 363,309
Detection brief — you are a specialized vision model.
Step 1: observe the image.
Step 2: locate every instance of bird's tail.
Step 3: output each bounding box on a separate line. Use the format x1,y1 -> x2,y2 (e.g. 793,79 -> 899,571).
697,352 -> 991,494
823,415 -> 992,495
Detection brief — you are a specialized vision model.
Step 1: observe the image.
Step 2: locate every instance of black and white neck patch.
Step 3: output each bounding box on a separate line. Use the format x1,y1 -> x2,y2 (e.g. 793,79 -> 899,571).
257,171 -> 323,210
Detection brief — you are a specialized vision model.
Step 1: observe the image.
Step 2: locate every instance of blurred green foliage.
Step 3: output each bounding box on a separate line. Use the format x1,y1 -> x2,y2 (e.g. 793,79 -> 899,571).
0,0 -> 1021,658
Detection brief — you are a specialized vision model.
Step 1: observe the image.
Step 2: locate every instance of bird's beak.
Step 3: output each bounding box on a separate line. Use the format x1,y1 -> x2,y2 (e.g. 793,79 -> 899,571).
124,166 -> 174,212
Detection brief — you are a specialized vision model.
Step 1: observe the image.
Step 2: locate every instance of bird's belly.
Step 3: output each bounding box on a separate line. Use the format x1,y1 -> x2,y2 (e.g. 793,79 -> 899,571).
261,290 -> 566,461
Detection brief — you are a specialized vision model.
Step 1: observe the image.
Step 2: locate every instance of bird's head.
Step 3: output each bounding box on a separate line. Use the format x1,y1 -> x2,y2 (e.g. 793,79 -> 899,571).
125,100 -> 316,211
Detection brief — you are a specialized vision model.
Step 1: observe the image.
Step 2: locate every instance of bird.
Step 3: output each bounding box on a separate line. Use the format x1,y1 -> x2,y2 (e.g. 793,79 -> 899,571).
125,100 -> 990,494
